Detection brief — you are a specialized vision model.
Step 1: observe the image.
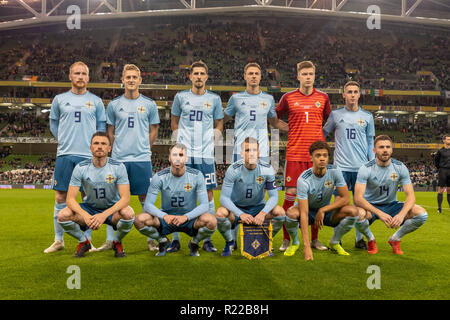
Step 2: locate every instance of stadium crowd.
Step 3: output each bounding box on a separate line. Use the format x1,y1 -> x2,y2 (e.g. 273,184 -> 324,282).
0,18 -> 448,90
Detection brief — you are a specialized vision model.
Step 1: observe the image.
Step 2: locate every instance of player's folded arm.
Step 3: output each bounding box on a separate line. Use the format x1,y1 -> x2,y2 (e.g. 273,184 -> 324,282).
101,183 -> 130,218
261,182 -> 278,215
143,191 -> 167,219
65,185 -> 90,219
185,191 -> 209,221
219,184 -> 244,218
399,183 -> 416,216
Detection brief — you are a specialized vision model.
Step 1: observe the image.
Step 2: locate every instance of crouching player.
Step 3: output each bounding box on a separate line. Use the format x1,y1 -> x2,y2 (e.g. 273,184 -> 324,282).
57,132 -> 135,258
284,141 -> 360,260
354,135 -> 428,255
216,137 -> 286,256
134,143 -> 217,257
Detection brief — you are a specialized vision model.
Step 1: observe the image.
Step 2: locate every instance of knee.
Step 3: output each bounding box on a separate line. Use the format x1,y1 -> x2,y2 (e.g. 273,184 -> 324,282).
120,206 -> 135,220
215,207 -> 229,219
202,213 -> 217,229
286,206 -> 299,219
57,207 -> 71,222
272,205 -> 286,217
134,213 -> 148,229
347,206 -> 359,218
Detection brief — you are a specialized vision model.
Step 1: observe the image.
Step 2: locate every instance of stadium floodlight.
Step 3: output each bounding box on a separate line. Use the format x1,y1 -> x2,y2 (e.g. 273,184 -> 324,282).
0,0 -> 8,5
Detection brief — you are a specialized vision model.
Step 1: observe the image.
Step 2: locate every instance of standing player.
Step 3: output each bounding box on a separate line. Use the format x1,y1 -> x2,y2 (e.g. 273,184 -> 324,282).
434,134 -> 450,213
103,64 -> 160,252
44,61 -> 106,253
284,141 -> 359,260
323,81 -> 375,249
276,61 -> 331,251
57,132 -> 135,258
354,135 -> 428,255
223,62 -> 288,245
170,61 -> 224,252
134,143 -> 217,257
216,138 -> 286,256
224,62 -> 288,162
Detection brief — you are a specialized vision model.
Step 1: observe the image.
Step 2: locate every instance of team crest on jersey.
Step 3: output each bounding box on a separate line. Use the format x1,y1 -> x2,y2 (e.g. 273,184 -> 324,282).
260,101 -> 267,109
85,101 -> 94,109
357,119 -> 366,127
256,176 -> 265,184
390,172 -> 399,181
324,180 -> 333,188
204,101 -> 212,109
105,174 -> 115,183
315,101 -> 321,108
184,183 -> 193,192
137,106 -> 146,114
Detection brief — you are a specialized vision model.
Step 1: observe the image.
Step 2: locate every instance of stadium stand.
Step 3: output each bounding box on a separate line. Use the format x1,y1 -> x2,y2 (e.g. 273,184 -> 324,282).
0,18 -> 448,90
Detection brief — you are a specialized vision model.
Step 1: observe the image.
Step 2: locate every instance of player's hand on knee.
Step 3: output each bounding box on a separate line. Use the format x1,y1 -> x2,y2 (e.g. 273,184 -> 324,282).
253,212 -> 265,226
164,214 -> 175,225
240,213 -> 253,225
90,214 -> 106,230
173,215 -> 188,226
379,212 -> 393,228
391,214 -> 405,229
314,209 -> 325,230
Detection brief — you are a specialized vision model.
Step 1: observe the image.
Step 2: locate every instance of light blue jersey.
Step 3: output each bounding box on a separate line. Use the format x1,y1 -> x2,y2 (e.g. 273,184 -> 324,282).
297,165 -> 347,210
146,167 -> 208,216
106,94 -> 160,162
323,107 -> 375,172
50,90 -> 106,157
171,89 -> 223,159
69,158 -> 129,209
225,91 -> 276,158
356,158 -> 411,205
222,159 -> 277,208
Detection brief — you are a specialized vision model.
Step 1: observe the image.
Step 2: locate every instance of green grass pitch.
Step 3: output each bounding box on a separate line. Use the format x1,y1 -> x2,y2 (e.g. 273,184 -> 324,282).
1,189 -> 449,300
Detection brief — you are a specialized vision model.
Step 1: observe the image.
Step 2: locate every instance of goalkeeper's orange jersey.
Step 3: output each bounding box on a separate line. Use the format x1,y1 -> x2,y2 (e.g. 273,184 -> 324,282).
276,88 -> 331,162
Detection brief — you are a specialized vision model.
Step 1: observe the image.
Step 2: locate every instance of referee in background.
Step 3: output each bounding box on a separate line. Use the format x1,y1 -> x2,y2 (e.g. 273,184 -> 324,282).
435,134 -> 450,213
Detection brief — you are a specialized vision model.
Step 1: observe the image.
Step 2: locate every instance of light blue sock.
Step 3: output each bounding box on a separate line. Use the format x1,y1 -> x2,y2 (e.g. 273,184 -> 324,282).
391,212 -> 428,241
138,226 -> 163,242
114,218 -> 135,242
331,216 -> 358,244
58,220 -> 87,243
285,216 -> 300,245
84,228 -> 92,241
106,224 -> 115,242
355,219 -> 375,241
271,215 -> 285,237
53,203 -> 66,241
232,225 -> 239,241
172,232 -> 180,242
192,226 -> 216,244
217,217 -> 233,242
355,228 -> 364,242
